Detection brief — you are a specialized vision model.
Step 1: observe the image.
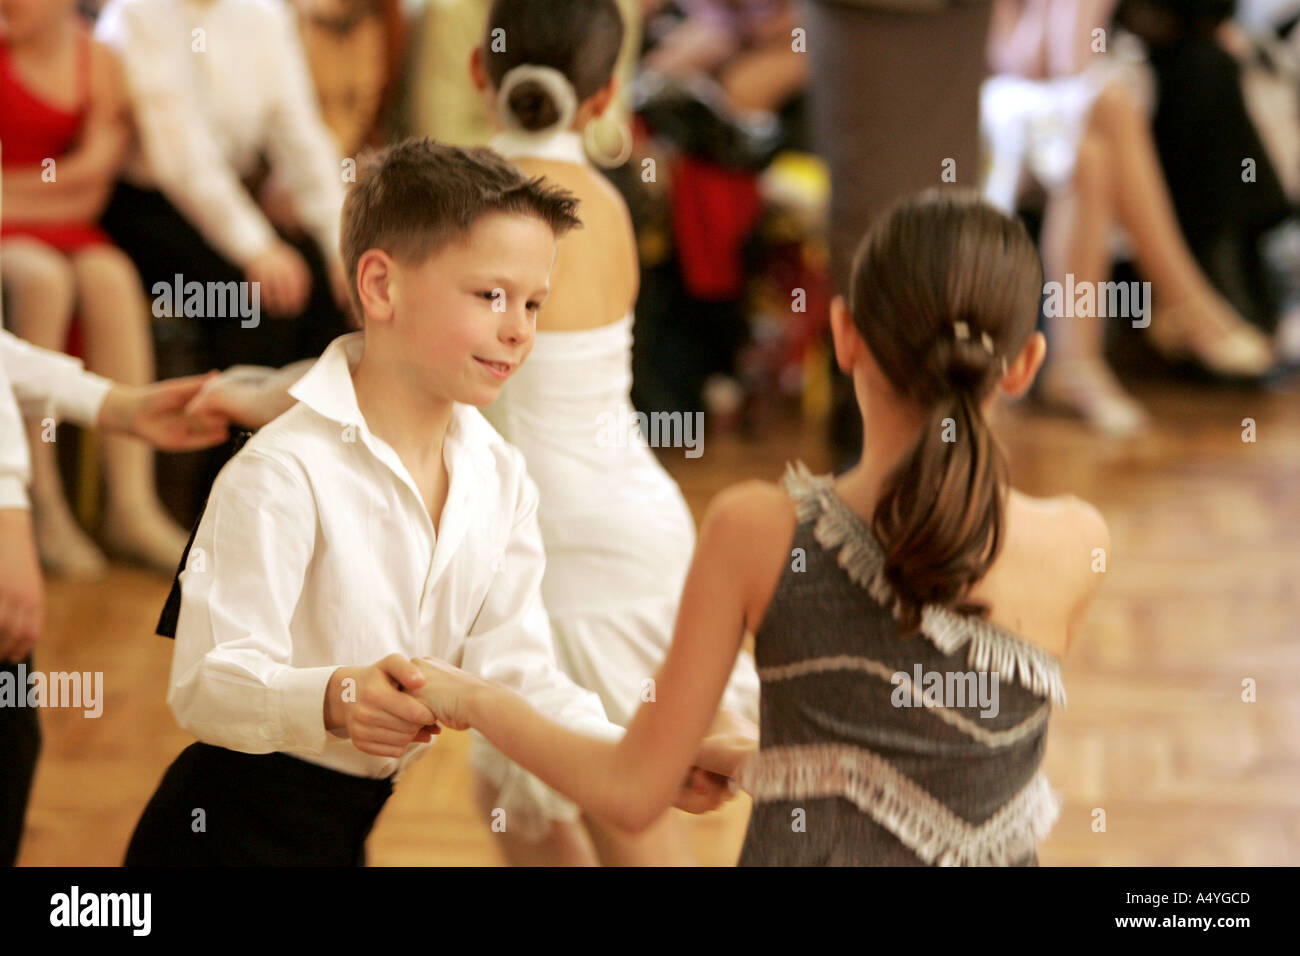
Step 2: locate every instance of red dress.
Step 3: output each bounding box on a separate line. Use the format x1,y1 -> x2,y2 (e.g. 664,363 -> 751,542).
0,23 -> 112,252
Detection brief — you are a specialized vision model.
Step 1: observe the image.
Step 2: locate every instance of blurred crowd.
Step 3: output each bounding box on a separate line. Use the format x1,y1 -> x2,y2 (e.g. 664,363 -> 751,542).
2,0 -> 1299,579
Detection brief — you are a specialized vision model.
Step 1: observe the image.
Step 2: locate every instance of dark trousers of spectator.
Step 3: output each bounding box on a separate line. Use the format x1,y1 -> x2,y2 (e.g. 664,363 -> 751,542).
1147,38 -> 1295,334
100,181 -> 351,515
807,0 -> 993,468
0,655 -> 40,866
100,181 -> 349,372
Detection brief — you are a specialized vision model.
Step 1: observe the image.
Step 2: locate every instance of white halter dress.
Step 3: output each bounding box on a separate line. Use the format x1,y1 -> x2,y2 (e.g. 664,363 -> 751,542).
470,128 -> 762,839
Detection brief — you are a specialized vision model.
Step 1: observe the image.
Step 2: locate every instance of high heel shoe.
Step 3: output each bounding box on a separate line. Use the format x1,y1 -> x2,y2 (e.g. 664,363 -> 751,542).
33,506 -> 109,581
100,506 -> 191,577
1037,358 -> 1150,437
1146,295 -> 1277,380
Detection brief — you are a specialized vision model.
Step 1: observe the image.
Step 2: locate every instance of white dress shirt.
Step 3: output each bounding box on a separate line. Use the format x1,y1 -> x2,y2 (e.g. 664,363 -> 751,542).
0,330 -> 113,510
95,0 -> 345,266
167,333 -> 622,779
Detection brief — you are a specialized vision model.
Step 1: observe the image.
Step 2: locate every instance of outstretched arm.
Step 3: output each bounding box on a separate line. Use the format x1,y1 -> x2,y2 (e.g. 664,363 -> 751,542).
184,360 -> 317,429
414,484 -> 765,833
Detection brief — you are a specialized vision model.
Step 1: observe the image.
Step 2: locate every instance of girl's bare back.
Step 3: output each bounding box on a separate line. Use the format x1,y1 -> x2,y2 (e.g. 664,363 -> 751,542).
730,478 -> 1108,661
512,155 -> 639,333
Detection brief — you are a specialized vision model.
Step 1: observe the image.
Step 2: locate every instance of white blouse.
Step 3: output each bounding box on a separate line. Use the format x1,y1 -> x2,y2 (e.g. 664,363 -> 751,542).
167,333 -> 621,779
95,0 -> 345,266
0,330 -> 112,510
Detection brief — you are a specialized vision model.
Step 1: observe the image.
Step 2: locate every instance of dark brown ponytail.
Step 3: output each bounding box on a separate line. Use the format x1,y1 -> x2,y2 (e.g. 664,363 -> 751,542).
848,188 -> 1043,631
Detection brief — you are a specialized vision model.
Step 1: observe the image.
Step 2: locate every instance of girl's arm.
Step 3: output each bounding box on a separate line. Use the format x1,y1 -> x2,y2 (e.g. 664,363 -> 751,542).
0,40 -> 131,224
415,481 -> 789,833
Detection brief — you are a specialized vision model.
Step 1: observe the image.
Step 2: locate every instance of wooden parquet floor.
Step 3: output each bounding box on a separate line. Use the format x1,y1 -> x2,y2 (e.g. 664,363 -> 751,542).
16,374 -> 1300,865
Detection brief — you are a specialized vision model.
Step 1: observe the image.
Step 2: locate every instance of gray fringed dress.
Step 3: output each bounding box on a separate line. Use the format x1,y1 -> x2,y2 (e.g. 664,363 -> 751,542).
736,462 -> 1067,866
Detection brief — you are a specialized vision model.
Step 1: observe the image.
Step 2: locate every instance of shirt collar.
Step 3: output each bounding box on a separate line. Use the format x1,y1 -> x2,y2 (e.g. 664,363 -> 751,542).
490,129 -> 588,166
289,333 -> 489,497
289,332 -> 368,428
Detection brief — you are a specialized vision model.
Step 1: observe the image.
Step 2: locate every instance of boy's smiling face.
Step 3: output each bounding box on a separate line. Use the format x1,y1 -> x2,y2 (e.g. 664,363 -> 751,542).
380,212 -> 557,406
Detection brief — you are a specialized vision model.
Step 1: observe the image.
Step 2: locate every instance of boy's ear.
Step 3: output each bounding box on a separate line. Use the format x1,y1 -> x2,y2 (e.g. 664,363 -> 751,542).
999,330 -> 1047,399
356,250 -> 395,325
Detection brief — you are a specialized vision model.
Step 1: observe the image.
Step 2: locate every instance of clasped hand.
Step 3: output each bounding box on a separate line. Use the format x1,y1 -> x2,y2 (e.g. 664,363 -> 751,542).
324,654 -> 755,815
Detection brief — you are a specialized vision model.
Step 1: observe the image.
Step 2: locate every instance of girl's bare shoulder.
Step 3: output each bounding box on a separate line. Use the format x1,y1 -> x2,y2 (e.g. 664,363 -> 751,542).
703,480 -> 800,631
1007,488 -> 1110,601
88,33 -> 127,101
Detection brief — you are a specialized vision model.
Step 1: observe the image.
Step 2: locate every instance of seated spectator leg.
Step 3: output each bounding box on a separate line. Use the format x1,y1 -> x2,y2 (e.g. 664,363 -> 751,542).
1037,125 -> 1149,434
0,239 -> 105,578
70,245 -> 191,573
1087,84 -> 1274,372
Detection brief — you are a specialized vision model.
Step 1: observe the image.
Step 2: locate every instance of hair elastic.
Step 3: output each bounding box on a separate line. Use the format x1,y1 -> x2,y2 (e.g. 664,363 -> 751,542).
953,320 -> 1007,374
497,64 -> 579,134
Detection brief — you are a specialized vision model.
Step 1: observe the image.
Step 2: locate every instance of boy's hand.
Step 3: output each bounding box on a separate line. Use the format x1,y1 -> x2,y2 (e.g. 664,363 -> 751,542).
671,718 -> 758,814
0,509 -> 45,663
324,654 -> 441,758
674,767 -> 735,814
692,727 -> 757,780
408,656 -> 489,731
98,375 -> 231,450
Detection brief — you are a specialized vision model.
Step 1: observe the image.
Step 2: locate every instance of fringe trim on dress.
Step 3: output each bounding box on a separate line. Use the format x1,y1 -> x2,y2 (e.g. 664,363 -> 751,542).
739,742 -> 1062,866
781,461 -> 1068,708
757,654 -> 1051,748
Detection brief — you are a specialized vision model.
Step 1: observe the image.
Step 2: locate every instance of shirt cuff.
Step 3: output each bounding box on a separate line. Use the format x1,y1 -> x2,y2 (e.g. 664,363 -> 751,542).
271,664 -> 338,755
0,477 -> 31,510
52,371 -> 113,427
226,217 -> 279,269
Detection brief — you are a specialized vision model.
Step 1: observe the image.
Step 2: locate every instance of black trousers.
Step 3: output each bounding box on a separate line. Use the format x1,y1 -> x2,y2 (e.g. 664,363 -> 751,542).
101,181 -> 351,516
0,655 -> 40,867
1146,37 -> 1295,333
100,180 -> 349,372
124,743 -> 393,867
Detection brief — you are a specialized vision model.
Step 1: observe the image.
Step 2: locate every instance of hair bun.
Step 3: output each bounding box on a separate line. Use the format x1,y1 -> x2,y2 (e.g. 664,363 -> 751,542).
498,64 -> 578,134
507,81 -> 561,131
